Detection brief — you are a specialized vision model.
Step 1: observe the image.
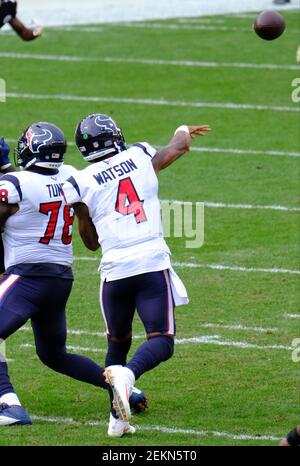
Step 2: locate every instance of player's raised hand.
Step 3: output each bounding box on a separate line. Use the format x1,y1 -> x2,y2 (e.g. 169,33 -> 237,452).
188,125 -> 212,137
31,20 -> 43,37
152,123 -> 212,173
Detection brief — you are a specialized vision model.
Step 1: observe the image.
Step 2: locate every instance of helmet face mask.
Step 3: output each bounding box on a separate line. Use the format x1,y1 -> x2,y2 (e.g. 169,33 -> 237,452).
75,114 -> 126,163
15,122 -> 67,170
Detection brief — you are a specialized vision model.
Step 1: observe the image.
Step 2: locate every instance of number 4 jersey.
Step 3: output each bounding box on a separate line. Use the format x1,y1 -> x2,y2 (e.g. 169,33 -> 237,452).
0,165 -> 77,271
63,143 -> 172,282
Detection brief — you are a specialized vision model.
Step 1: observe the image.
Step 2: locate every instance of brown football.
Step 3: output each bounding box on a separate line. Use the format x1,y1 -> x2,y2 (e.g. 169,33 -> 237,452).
254,10 -> 286,41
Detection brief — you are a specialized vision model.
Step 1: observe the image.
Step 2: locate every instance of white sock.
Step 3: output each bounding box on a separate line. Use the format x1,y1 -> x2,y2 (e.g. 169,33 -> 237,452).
0,393 -> 21,407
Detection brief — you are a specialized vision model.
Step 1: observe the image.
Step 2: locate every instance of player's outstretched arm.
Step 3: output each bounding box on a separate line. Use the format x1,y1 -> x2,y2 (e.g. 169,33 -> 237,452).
72,202 -> 100,251
9,17 -> 42,41
152,125 -> 211,175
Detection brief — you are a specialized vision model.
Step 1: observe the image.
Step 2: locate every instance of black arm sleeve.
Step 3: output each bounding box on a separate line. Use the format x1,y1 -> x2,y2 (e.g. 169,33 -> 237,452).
0,1 -> 17,29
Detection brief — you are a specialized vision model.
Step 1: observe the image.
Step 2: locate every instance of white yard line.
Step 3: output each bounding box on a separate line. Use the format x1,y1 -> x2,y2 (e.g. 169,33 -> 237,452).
120,21 -> 300,34
200,323 -> 279,333
285,313 -> 300,319
20,343 -> 106,353
72,257 -> 300,275
21,322 -> 280,337
5,92 -> 299,113
20,326 -> 106,338
161,199 -> 300,212
72,256 -> 300,275
20,335 -> 294,352
1,52 -> 299,71
191,146 -> 300,158
30,414 -> 281,441
20,326 -> 144,340
172,262 -> 300,275
50,23 -> 300,34
175,336 -> 294,351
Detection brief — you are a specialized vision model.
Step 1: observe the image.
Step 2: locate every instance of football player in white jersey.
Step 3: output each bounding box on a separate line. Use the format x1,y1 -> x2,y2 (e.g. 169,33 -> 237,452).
0,122 -> 126,434
63,114 -> 211,434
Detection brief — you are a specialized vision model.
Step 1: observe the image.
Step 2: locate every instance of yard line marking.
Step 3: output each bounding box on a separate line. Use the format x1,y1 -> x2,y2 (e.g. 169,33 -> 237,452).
191,146 -> 300,157
1,52 -> 299,71
72,257 -> 300,275
54,22 -> 299,35
6,92 -> 299,113
20,326 -> 144,340
20,343 -> 106,353
200,323 -> 279,333
176,335 -> 294,351
120,22 -> 300,35
285,313 -> 300,319
30,414 -> 281,441
20,336 -> 294,352
20,322 -> 280,338
178,18 -> 226,24
20,326 -> 106,338
172,262 -> 300,275
161,199 -> 300,212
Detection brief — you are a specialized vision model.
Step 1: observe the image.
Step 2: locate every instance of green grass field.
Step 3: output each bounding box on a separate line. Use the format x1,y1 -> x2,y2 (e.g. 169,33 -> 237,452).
0,10 -> 299,446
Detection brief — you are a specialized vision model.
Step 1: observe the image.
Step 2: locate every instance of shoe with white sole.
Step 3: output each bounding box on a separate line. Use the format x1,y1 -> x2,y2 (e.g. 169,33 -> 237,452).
104,365 -> 135,422
0,404 -> 32,426
107,413 -> 136,437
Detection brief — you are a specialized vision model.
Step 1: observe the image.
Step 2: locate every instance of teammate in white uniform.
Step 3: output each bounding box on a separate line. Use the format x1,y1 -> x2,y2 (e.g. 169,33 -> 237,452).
0,122 -> 117,430
63,113 -> 211,434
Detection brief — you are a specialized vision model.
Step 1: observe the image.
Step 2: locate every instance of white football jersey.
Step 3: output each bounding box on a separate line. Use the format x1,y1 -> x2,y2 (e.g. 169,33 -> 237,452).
63,143 -> 171,281
0,164 -> 77,269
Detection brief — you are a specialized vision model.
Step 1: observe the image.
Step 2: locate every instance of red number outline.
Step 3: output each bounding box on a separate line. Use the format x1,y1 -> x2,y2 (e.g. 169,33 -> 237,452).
0,189 -> 9,203
39,202 -> 75,245
62,205 -> 75,245
115,177 -> 147,224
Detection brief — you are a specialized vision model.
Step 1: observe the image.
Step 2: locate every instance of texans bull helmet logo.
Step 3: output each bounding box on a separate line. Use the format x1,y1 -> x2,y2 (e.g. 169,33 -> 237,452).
15,122 -> 67,169
26,127 -> 53,154
94,114 -> 118,134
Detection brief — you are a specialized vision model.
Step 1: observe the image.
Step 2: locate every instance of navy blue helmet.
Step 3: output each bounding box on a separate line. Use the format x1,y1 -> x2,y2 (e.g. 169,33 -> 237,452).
75,114 -> 126,163
15,122 -> 67,170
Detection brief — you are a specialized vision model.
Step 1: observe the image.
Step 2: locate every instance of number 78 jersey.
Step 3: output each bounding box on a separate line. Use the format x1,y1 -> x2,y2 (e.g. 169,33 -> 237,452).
0,165 -> 77,270
63,143 -> 171,281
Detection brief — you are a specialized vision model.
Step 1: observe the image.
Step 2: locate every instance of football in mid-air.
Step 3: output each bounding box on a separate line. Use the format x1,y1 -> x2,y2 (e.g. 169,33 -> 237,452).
254,10 -> 286,40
